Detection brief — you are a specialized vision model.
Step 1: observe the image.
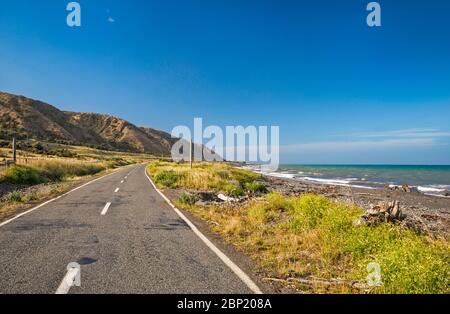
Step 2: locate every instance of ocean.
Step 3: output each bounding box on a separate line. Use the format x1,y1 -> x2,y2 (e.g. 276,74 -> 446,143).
244,165 -> 450,198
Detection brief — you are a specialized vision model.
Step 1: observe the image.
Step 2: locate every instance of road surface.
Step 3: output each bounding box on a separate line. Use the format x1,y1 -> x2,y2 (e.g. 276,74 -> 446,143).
0,165 -> 256,294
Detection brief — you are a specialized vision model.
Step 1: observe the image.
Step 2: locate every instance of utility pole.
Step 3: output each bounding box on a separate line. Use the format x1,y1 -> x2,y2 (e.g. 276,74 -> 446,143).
190,139 -> 193,169
12,137 -> 17,164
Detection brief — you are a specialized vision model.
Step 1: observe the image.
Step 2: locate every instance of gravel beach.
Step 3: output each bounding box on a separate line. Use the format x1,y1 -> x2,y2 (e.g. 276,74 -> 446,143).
263,174 -> 449,238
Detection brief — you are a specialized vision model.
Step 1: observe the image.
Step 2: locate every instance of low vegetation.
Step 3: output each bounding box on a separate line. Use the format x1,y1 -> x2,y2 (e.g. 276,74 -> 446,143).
6,190 -> 24,203
1,162 -> 105,184
178,192 -> 200,206
3,165 -> 42,184
147,160 -> 265,196
147,160 -> 450,294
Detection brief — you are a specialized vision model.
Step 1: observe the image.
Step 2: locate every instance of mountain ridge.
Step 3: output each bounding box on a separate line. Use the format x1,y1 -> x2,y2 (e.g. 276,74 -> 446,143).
0,91 -> 176,155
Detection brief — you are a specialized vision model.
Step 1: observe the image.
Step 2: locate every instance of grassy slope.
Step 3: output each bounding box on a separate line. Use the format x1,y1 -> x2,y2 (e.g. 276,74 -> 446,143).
147,160 -> 449,294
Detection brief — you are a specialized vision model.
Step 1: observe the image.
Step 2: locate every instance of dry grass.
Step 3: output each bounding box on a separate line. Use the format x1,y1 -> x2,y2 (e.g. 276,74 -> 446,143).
1,160 -> 106,185
147,160 -> 262,195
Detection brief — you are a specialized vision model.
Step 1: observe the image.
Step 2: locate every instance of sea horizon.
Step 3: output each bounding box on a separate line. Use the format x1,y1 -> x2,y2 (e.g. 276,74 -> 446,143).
282,164 -> 450,167
244,164 -> 450,198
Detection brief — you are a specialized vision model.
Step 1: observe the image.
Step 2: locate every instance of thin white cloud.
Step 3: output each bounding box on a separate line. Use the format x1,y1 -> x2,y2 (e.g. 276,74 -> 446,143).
281,138 -> 436,153
108,17 -> 115,23
338,128 -> 450,139
276,128 -> 449,153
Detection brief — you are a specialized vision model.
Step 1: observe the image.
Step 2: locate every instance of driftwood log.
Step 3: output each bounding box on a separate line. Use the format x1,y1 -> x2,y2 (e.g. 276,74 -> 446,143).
357,200 -> 406,226
263,276 -> 372,292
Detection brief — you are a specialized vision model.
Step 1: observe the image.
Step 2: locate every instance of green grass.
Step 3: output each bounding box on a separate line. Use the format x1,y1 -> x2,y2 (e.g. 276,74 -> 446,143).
4,190 -> 39,204
244,181 -> 268,194
275,193 -> 449,293
3,165 -> 42,184
177,190 -> 450,294
147,161 -> 267,198
6,191 -> 23,203
39,162 -> 105,181
106,157 -> 134,169
154,170 -> 186,188
178,192 -> 200,206
1,162 -> 105,184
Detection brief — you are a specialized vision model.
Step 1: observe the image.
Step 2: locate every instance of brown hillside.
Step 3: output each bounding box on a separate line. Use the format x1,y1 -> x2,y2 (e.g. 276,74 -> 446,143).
0,91 -> 176,155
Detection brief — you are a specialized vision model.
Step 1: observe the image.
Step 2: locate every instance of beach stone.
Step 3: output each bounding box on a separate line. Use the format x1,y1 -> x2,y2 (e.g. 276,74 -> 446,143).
409,186 -> 421,194
402,185 -> 411,193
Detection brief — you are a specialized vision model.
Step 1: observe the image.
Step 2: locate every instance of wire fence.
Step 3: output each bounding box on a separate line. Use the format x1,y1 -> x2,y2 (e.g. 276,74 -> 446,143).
0,161 -> 12,176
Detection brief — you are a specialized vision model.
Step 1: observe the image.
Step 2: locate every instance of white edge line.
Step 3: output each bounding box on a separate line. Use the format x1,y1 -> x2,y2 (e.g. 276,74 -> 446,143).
0,166 -> 135,228
144,166 -> 263,294
55,267 -> 80,294
101,202 -> 112,216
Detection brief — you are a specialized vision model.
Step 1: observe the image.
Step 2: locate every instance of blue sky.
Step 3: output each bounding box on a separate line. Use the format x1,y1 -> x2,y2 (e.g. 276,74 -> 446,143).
0,0 -> 449,164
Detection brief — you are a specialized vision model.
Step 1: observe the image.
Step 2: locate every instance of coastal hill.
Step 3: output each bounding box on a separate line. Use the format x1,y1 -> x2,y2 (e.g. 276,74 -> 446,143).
0,91 -> 176,155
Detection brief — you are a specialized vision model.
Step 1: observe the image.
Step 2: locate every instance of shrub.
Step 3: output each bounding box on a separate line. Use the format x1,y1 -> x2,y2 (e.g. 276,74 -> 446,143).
70,164 -> 104,177
47,148 -> 77,158
39,163 -> 66,181
247,192 -> 289,224
23,191 -> 39,202
288,193 -> 337,231
7,191 -> 23,203
266,192 -> 291,212
178,192 -> 200,206
39,162 -> 104,181
154,170 -> 184,188
4,165 -> 42,184
106,158 -> 132,169
2,162 -> 105,184
224,185 -> 245,198
343,223 -> 449,294
245,182 -> 267,194
230,169 -> 260,185
214,170 -> 230,180
248,203 -> 280,224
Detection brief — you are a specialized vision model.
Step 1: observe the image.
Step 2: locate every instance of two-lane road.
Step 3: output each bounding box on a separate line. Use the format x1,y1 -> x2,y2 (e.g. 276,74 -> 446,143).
0,165 -> 257,294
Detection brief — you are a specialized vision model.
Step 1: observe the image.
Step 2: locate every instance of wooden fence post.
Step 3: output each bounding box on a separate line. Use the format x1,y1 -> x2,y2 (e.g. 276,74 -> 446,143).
190,139 -> 193,169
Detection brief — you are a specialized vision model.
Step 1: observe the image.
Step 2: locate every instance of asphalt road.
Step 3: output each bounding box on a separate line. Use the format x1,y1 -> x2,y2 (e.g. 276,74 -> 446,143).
0,165 -> 255,294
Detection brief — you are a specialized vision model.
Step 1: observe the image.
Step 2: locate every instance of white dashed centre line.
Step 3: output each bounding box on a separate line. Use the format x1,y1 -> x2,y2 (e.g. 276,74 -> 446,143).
55,266 -> 80,294
101,202 -> 112,216
120,180 -> 124,184
114,188 -> 120,193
